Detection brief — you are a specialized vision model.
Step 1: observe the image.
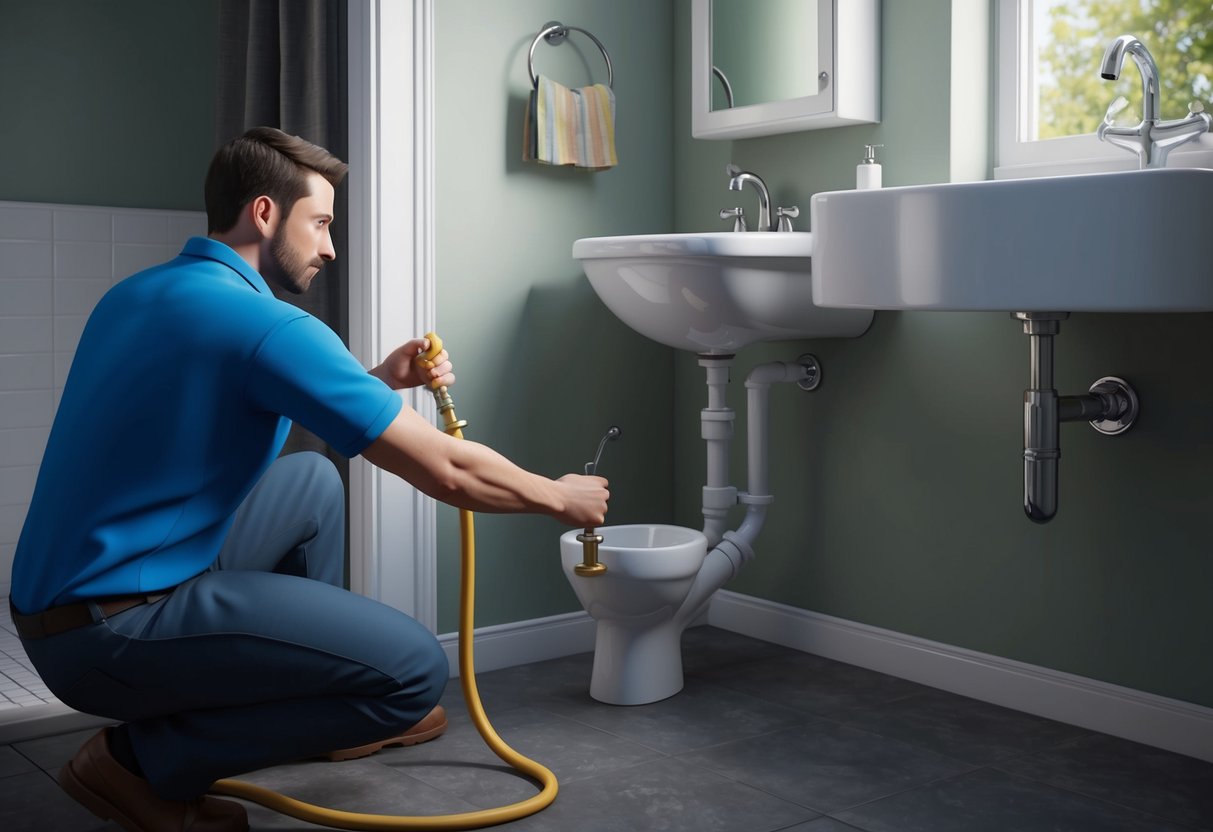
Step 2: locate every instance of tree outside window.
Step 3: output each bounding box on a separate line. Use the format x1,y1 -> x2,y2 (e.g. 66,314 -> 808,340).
1035,0 -> 1212,140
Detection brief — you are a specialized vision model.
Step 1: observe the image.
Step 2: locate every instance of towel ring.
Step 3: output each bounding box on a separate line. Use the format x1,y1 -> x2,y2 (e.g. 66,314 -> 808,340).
527,21 -> 614,89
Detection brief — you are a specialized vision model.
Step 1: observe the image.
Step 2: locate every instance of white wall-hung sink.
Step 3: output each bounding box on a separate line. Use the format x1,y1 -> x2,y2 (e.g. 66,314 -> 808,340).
573,232 -> 872,354
810,167 -> 1213,312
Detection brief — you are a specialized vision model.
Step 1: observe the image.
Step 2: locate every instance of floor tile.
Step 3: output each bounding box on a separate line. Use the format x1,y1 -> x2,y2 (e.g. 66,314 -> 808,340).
497,756 -> 818,832
779,819 -> 870,831
12,726 -> 96,770
700,651 -> 930,720
445,651 -> 596,715
0,769 -> 116,832
0,629 -> 1206,832
834,767 -> 1192,832
538,674 -> 812,755
382,704 -> 662,805
680,625 -> 800,676
996,733 -> 1213,830
678,718 -> 974,813
0,745 -> 38,778
838,687 -> 1093,765
226,758 -> 481,830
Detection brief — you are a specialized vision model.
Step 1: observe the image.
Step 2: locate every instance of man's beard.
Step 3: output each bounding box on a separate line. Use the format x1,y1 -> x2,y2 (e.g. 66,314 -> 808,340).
266,226 -> 324,295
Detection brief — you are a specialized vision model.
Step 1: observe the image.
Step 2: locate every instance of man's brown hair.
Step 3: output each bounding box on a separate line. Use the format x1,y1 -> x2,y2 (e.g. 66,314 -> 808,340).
204,127 -> 348,234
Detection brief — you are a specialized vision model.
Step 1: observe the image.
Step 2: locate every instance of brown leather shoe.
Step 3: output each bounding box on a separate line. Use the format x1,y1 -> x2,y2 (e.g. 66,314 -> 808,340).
58,728 -> 247,832
325,704 -> 448,761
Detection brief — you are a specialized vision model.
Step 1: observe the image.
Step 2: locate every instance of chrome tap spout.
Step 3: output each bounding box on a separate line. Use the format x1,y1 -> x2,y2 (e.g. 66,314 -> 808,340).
1097,35 -> 1211,168
1100,35 -> 1160,122
726,165 -> 773,231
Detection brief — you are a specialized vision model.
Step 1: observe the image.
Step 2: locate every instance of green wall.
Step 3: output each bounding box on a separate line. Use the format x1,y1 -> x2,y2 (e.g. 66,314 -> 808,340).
673,0 -> 1213,708
433,0 -> 676,632
9,0 -> 1210,710
0,1 -> 218,210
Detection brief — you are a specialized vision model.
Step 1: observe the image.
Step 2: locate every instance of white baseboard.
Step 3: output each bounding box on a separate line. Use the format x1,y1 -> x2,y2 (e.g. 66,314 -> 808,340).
438,610 -> 597,677
709,590 -> 1213,763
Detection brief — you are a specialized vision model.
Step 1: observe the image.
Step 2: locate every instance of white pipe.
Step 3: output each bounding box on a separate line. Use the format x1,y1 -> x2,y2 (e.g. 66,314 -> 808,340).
677,360 -> 810,624
699,357 -> 736,547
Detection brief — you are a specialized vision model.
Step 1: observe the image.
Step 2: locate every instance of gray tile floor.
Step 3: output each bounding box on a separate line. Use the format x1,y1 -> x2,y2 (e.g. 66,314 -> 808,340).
0,599 -> 56,708
1,626 -> 1211,831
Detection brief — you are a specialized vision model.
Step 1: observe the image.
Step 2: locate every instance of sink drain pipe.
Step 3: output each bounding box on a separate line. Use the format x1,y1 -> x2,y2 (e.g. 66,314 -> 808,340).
1016,313 -> 1139,523
682,354 -> 822,620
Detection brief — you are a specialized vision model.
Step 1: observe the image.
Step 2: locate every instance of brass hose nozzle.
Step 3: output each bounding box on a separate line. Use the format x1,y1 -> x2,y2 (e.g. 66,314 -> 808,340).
417,332 -> 467,438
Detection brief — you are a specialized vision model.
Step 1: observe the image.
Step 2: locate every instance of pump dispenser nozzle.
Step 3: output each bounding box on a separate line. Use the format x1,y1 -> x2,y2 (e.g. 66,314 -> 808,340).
857,143 -> 884,190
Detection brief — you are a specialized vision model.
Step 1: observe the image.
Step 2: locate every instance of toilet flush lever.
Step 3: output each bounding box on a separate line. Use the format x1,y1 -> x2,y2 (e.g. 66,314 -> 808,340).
576,426 -> 621,577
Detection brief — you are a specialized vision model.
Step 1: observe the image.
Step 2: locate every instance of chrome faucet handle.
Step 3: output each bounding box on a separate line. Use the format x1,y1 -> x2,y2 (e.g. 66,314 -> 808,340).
775,206 -> 799,232
1190,100 -> 1207,117
1103,95 -> 1130,125
719,206 -> 747,233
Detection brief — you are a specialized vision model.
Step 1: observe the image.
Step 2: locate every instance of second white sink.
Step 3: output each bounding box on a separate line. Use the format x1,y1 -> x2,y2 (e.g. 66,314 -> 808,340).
573,232 -> 873,353
810,167 -> 1213,312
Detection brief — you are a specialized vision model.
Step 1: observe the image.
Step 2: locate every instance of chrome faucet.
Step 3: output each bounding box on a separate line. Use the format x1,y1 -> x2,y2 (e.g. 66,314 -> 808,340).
1097,35 -> 1212,168
723,165 -> 798,232
726,164 -> 773,231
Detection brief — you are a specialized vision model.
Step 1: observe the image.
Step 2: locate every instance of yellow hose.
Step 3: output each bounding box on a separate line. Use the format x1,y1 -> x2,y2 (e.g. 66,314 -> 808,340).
211,333 -> 558,830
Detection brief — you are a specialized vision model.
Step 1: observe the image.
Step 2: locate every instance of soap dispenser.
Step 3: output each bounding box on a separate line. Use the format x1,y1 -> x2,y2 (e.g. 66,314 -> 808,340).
857,143 -> 883,190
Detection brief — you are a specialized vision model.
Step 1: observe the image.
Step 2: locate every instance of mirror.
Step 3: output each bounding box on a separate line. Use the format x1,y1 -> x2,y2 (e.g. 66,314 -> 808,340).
710,0 -> 820,111
691,0 -> 880,140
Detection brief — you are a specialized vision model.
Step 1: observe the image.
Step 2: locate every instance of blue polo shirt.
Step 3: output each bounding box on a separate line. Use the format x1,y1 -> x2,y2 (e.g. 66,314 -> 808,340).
11,237 -> 402,613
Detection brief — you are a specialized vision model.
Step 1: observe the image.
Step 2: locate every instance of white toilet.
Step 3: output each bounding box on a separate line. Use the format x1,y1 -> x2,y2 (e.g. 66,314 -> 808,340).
560,523 -> 711,705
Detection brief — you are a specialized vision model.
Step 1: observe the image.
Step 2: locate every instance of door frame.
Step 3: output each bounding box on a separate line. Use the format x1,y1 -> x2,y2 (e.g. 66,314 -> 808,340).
345,0 -> 438,630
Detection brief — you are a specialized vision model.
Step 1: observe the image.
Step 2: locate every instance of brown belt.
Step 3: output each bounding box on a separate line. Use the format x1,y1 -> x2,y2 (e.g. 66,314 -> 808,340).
10,592 -> 171,640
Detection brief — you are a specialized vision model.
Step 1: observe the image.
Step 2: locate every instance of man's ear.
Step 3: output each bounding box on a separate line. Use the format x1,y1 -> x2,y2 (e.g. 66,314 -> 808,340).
249,195 -> 277,239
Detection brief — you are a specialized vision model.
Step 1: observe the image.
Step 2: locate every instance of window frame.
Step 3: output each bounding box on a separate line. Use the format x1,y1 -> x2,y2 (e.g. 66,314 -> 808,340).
995,0 -> 1213,179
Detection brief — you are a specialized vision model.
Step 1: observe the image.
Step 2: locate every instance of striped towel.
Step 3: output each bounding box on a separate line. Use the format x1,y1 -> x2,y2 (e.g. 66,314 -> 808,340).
524,75 -> 617,170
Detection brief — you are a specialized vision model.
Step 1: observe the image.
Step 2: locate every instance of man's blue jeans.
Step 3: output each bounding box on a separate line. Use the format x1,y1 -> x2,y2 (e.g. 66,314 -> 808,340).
22,452 -> 448,799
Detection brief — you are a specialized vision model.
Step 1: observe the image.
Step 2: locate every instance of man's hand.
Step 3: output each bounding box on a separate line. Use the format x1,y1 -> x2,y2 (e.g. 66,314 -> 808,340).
552,474 -> 610,528
370,337 -> 455,391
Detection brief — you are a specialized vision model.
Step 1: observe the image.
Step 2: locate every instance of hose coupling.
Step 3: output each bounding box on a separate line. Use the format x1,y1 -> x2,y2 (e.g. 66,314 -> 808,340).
430,386 -> 468,436
575,529 -> 607,576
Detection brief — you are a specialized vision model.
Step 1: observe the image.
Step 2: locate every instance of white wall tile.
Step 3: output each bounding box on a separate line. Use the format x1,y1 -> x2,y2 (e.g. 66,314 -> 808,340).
53,353 -> 75,389
0,206 -> 52,241
0,467 -> 37,506
0,429 -> 50,475
0,242 -> 52,280
0,544 -> 14,597
0,354 -> 53,392
0,318 -> 52,353
0,391 -> 53,430
0,203 -> 208,569
0,279 -> 52,316
171,213 -> 207,240
55,241 -> 112,280
113,211 -> 173,244
0,427 -> 51,467
0,504 -> 27,545
53,316 -> 88,354
54,208 -> 113,242
54,279 -> 110,316
113,244 -> 178,278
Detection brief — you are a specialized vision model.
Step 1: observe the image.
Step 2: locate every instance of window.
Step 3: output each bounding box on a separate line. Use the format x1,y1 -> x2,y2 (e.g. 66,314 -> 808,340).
996,0 -> 1213,178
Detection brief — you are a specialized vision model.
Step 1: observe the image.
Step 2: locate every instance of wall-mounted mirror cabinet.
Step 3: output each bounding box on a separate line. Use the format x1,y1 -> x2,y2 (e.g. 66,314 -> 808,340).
692,0 -> 880,139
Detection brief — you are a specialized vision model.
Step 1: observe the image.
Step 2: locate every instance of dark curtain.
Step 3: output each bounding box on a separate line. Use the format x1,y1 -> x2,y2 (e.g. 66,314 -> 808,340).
215,0 -> 349,466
